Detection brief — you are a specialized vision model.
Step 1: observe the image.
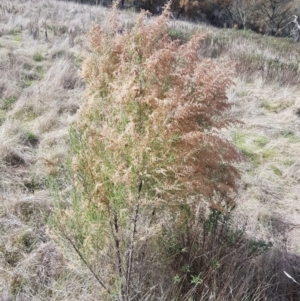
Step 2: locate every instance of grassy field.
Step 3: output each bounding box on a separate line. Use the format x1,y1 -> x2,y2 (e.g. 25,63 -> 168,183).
0,0 -> 300,300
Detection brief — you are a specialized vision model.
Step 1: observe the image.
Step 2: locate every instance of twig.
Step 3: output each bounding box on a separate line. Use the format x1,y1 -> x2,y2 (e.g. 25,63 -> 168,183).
283,270 -> 300,286
276,15 -> 300,35
110,211 -> 124,288
125,179 -> 142,300
60,229 -> 111,294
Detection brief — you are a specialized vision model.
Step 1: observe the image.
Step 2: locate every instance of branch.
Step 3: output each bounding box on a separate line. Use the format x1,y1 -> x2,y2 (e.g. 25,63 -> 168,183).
125,179 -> 142,299
110,212 -> 124,280
60,229 -> 111,294
276,16 -> 300,35
237,8 -> 246,29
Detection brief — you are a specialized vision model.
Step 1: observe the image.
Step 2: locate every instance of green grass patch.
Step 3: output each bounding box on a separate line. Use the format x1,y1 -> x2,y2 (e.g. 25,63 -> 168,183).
7,29 -> 22,42
283,159 -> 295,166
233,131 -> 275,163
260,148 -> 276,160
13,33 -> 22,42
23,79 -> 34,88
288,136 -> 300,143
0,96 -> 17,110
75,54 -> 84,68
233,132 -> 259,161
280,129 -> 300,143
167,26 -> 193,42
254,136 -> 269,147
280,129 -> 294,138
262,101 -> 290,113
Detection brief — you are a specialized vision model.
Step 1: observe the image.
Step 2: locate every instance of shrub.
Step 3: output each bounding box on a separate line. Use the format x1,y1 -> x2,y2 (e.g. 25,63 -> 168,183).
52,3 -> 240,300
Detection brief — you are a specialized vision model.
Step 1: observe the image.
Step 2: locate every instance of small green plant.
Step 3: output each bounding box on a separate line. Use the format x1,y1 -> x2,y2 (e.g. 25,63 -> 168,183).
211,260 -> 220,269
26,131 -> 39,146
271,165 -> 282,176
204,209 -> 229,233
33,52 -> 44,62
181,264 -> 191,273
248,240 -> 273,253
190,274 -> 202,285
173,275 -> 181,283
226,228 -> 244,244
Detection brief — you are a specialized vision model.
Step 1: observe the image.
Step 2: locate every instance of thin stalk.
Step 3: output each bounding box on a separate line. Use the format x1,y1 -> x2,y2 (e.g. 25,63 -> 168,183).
109,210 -> 125,299
60,229 -> 110,294
125,180 -> 142,300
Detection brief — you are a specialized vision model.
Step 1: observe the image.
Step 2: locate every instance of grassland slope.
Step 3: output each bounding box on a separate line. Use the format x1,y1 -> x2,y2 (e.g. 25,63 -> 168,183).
0,0 -> 300,299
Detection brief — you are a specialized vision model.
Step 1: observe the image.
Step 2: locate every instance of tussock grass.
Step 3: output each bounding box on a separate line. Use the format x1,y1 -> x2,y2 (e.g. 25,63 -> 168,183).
0,0 -> 300,299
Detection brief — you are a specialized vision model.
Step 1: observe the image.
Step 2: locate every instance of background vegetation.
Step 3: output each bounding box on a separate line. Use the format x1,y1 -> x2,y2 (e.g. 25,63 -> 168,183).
63,0 -> 300,38
0,0 -> 300,300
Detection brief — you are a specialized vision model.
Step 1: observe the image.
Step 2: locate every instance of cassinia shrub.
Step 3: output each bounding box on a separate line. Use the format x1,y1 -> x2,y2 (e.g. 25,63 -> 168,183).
53,3 -> 239,300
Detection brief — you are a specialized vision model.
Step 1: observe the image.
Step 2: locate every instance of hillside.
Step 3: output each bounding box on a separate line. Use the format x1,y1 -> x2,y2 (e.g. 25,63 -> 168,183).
0,0 -> 300,300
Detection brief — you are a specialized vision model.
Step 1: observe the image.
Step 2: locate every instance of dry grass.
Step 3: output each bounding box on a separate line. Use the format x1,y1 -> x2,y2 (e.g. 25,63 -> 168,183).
227,78 -> 300,252
0,0 -> 121,298
0,0 -> 300,299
